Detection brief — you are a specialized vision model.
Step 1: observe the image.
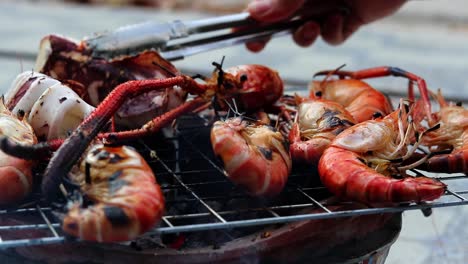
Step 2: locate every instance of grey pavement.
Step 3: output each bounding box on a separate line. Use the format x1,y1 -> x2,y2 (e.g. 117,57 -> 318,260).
1,1 -> 468,263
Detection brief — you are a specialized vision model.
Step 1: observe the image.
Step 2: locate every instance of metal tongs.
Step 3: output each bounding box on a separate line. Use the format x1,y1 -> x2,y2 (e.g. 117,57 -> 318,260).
84,6 -> 345,61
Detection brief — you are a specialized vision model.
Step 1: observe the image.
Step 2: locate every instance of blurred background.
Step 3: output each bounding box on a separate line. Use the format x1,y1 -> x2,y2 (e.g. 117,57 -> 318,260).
1,0 -> 468,263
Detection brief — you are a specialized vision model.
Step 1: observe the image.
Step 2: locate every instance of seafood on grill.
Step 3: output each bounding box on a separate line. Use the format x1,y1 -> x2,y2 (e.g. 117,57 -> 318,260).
211,117 -> 291,196
5,71 -> 95,140
414,90 -> 468,173
296,65 -> 436,167
35,34 -> 187,128
94,63 -> 285,144
40,60 -> 285,199
63,144 -> 164,242
35,35 -> 283,127
1,72 -> 166,242
0,71 -> 93,204
318,100 -> 446,204
310,66 -> 434,124
288,97 -> 356,165
309,69 -> 393,123
0,97 -> 37,204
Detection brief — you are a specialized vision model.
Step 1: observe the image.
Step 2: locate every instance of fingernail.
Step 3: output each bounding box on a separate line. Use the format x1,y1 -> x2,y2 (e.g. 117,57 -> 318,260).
247,0 -> 271,17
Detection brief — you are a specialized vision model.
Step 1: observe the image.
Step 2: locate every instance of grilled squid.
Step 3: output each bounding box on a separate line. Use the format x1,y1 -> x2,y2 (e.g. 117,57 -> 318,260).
5,71 -> 95,140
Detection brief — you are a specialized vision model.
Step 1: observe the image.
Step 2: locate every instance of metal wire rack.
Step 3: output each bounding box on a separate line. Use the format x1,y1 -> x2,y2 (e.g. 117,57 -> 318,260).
0,111 -> 467,250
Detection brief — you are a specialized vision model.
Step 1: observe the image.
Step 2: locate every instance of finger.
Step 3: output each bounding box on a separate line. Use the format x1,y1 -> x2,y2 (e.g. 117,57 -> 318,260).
245,37 -> 271,53
247,0 -> 305,23
246,41 -> 267,53
342,16 -> 361,41
293,21 -> 320,47
321,14 -> 345,45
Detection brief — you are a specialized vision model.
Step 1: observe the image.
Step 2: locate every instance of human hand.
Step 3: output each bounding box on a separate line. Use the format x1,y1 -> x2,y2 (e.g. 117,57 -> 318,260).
246,0 -> 407,52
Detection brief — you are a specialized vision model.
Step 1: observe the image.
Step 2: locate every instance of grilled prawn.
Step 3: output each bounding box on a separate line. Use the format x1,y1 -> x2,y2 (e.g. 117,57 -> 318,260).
311,66 -> 433,123
41,62 -> 284,200
63,144 -> 164,242
289,98 -> 356,165
0,98 -> 37,204
318,101 -> 446,204
416,90 -> 468,173
211,117 -> 291,196
309,73 -> 393,123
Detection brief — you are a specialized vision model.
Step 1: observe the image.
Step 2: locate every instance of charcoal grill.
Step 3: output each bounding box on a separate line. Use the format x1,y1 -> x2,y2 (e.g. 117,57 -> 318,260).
0,60 -> 467,263
0,112 -> 401,263
0,103 -> 467,254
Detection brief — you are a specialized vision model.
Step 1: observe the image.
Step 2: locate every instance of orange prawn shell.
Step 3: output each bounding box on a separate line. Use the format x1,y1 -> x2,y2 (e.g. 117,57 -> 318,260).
420,102 -> 468,172
309,79 -> 393,123
319,146 -> 446,203
318,107 -> 446,204
225,65 -> 283,112
63,144 -> 164,242
0,98 -> 37,204
289,99 -> 356,164
211,118 -> 291,196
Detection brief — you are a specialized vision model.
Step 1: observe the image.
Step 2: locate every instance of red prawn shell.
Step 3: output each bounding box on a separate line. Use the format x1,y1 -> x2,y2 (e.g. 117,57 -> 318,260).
289,99 -> 356,164
211,118 -> 291,196
319,146 -> 446,204
419,103 -> 468,173
225,65 -> 283,112
318,108 -> 446,204
0,99 -> 37,204
309,79 -> 393,123
0,153 -> 35,204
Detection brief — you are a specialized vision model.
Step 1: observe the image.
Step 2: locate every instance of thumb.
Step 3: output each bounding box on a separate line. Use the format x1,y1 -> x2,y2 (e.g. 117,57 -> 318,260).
247,0 -> 305,22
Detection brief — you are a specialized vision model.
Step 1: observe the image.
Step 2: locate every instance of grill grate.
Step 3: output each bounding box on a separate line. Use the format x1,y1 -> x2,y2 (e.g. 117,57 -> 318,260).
0,112 -> 467,250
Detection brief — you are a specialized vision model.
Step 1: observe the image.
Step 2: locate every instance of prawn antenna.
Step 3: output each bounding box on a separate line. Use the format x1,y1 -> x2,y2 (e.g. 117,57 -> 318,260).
212,56 -> 226,88
313,63 -> 346,79
211,95 -> 222,119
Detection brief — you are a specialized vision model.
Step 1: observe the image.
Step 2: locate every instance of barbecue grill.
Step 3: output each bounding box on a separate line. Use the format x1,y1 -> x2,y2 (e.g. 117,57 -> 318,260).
0,0 -> 467,262
0,102 -> 467,263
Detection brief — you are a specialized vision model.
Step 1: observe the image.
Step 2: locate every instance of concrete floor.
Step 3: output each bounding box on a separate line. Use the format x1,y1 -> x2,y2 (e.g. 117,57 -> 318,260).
0,1 -> 468,263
